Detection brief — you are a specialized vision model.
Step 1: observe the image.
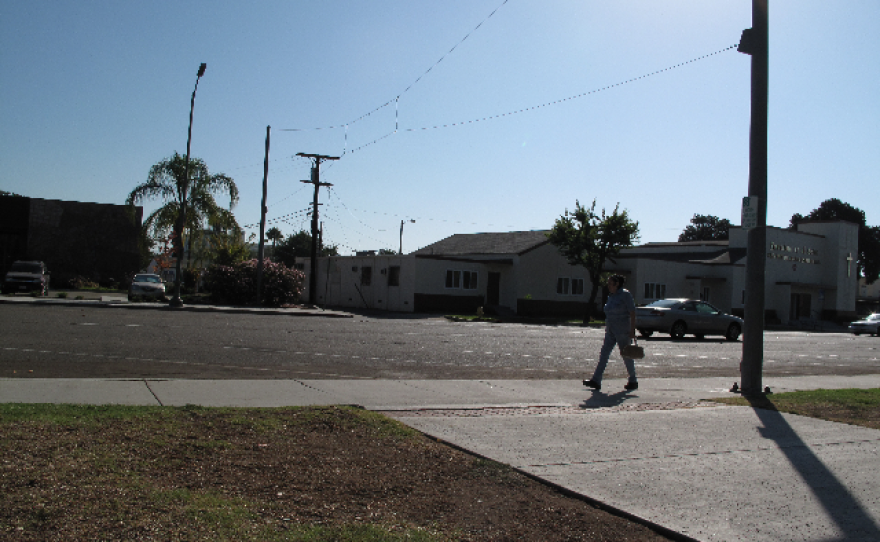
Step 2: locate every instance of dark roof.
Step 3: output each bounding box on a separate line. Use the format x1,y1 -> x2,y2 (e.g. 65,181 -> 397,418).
412,231 -> 550,256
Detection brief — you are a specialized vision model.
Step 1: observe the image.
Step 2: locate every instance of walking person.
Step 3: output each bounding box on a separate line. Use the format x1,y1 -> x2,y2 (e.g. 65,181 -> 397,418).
583,274 -> 639,391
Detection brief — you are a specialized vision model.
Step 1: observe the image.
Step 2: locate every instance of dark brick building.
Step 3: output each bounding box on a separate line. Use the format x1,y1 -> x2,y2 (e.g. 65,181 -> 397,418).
0,195 -> 144,286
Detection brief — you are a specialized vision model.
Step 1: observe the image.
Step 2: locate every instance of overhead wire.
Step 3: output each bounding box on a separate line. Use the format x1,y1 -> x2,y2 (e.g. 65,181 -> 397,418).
281,0 -> 510,133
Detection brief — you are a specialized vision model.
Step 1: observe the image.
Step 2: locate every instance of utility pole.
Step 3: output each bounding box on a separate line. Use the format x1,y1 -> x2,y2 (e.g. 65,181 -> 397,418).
399,219 -> 415,255
297,153 -> 338,305
738,0 -> 769,396
256,126 -> 270,306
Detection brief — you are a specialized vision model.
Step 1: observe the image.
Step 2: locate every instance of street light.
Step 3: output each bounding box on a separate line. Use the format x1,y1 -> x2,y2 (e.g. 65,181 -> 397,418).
399,219 -> 415,255
170,62 -> 207,307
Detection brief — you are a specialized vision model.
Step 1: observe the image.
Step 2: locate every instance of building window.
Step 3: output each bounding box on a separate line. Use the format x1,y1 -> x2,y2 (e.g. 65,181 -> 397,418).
557,277 -> 570,295
556,278 -> 584,296
445,270 -> 461,289
361,266 -> 372,286
446,269 -> 477,289
388,266 -> 400,287
701,287 -> 710,302
463,271 -> 478,290
644,282 -> 666,300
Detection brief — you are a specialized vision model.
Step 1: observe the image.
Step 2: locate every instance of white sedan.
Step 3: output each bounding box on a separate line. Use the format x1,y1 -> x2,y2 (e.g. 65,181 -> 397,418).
849,313 -> 880,336
128,274 -> 166,301
636,299 -> 744,341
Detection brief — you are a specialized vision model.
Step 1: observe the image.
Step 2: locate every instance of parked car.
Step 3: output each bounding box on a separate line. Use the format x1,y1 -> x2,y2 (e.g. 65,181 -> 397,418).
636,298 -> 743,341
849,313 -> 880,336
2,260 -> 50,296
128,274 -> 166,301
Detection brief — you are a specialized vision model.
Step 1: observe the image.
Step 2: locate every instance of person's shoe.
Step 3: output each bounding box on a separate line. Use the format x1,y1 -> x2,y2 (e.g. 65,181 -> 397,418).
583,379 -> 601,390
624,381 -> 638,391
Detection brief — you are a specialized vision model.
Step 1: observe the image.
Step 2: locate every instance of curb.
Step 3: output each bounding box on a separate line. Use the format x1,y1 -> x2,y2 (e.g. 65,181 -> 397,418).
0,297 -> 354,318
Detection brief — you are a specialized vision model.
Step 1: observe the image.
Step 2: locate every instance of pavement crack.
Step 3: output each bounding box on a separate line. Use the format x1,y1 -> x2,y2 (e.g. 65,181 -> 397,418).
142,379 -> 163,406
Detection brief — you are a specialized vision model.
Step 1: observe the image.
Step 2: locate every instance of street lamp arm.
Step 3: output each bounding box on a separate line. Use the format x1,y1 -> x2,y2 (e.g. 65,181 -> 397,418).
170,62 -> 207,308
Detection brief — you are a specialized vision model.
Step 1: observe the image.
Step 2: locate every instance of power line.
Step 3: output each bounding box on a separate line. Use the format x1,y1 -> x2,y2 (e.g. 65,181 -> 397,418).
326,45 -> 740,157
280,0 -> 511,133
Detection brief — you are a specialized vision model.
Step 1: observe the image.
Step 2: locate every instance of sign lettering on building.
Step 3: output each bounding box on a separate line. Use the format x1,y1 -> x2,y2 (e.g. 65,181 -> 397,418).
767,242 -> 820,265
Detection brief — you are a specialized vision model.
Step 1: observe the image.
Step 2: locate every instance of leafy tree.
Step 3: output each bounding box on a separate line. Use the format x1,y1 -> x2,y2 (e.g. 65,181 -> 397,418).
378,248 -> 397,255
273,230 -> 338,267
547,199 -> 640,322
209,229 -> 251,266
678,214 -> 731,242
126,152 -> 240,268
790,198 -> 879,284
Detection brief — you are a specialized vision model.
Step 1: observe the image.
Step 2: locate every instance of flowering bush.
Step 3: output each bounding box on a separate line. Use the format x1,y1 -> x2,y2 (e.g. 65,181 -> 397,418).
204,259 -> 304,307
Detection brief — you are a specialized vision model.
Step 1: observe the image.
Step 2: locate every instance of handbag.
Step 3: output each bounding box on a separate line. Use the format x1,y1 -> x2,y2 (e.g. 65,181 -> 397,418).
620,338 -> 645,359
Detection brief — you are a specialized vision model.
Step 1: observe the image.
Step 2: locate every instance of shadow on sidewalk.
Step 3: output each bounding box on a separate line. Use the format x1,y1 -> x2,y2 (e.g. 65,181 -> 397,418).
578,389 -> 631,409
745,395 -> 880,540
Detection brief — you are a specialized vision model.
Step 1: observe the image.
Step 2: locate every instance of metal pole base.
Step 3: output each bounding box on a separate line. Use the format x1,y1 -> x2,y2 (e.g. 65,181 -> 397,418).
168,296 -> 184,308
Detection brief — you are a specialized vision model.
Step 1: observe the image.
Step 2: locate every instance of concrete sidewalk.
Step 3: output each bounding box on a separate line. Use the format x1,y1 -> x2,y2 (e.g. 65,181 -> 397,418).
2,375 -> 880,541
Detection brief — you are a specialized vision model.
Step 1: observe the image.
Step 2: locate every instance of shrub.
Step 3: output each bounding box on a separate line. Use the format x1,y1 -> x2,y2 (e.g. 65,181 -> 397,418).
204,259 -> 304,307
68,276 -> 99,289
57,292 -> 68,299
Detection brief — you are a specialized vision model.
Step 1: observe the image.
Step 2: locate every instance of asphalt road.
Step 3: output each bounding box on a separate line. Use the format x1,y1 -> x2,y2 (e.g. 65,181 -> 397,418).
2,304 -> 879,380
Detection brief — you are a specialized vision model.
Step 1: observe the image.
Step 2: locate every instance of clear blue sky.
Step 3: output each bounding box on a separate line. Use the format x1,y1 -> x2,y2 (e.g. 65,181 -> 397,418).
2,1 -> 878,255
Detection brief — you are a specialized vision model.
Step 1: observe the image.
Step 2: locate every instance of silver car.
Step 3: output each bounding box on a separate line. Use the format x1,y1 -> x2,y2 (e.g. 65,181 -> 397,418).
636,298 -> 743,341
849,313 -> 880,336
128,273 -> 166,301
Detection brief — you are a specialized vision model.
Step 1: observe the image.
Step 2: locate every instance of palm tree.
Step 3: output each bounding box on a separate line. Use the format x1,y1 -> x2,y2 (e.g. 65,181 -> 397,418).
127,152 -> 239,266
266,227 -> 283,257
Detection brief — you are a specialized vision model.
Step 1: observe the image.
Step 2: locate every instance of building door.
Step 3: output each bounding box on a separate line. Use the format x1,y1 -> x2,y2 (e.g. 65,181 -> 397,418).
789,293 -> 812,320
487,272 -> 500,306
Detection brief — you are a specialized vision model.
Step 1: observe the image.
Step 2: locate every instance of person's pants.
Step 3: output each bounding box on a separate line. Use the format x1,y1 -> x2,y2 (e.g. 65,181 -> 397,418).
591,327 -> 637,384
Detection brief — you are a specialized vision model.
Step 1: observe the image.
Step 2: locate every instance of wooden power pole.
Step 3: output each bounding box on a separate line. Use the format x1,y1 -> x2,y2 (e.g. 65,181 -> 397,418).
738,0 -> 769,396
297,153 -> 338,305
256,126 -> 270,306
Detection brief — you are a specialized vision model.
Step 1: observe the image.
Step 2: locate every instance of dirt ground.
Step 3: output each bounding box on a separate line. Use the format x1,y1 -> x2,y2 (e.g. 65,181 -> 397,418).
2,405 -> 674,541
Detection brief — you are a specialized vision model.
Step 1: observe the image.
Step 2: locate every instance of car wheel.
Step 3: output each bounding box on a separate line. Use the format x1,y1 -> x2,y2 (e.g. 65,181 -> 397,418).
638,329 -> 653,338
854,332 -> 862,336
670,321 -> 687,339
726,323 -> 742,341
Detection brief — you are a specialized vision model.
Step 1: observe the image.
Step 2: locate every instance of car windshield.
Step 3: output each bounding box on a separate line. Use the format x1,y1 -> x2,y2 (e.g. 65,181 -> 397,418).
645,300 -> 680,309
134,275 -> 162,283
866,314 -> 880,322
9,263 -> 42,273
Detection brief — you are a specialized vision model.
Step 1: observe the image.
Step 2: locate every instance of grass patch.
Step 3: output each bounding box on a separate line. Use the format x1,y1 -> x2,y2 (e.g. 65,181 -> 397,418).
445,315 -> 499,322
709,388 -> 880,430
0,402 -> 168,425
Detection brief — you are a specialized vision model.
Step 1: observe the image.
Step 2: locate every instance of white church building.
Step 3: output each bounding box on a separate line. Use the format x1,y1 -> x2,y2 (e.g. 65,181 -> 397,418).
299,220 -> 859,324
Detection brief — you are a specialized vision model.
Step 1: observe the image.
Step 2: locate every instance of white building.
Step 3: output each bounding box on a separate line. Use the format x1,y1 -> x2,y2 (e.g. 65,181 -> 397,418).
300,220 -> 859,323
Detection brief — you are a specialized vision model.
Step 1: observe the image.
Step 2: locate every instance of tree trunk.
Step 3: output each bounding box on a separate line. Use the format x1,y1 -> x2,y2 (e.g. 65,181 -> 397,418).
584,281 -> 601,324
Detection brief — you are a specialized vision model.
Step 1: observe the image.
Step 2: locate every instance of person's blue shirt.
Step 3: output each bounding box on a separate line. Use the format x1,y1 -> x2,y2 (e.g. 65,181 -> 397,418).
604,289 -> 635,330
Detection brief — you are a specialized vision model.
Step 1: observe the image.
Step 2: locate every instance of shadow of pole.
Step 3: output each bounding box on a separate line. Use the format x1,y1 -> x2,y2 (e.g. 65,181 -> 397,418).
745,396 -> 880,540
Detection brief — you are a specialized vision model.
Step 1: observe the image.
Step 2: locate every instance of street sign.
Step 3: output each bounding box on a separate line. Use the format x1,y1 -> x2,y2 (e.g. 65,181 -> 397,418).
741,196 -> 759,230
